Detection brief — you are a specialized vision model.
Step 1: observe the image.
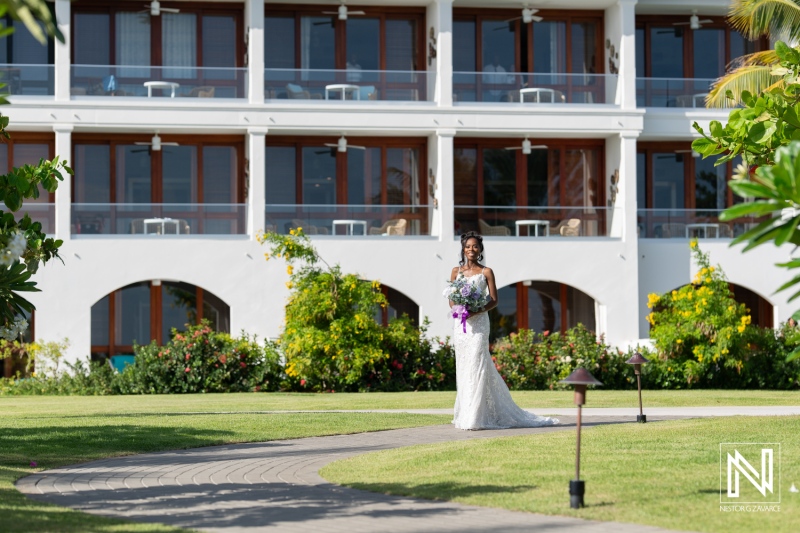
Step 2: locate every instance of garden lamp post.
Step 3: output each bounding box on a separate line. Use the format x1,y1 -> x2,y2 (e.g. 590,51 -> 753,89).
559,367 -> 603,509
625,351 -> 650,423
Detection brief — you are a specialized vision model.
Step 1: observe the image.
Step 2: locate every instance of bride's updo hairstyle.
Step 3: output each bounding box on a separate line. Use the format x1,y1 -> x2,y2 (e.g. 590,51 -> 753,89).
459,231 -> 484,266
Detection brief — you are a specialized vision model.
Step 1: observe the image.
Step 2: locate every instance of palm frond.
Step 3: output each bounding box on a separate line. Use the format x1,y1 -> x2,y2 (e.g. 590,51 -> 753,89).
729,0 -> 800,41
706,64 -> 780,108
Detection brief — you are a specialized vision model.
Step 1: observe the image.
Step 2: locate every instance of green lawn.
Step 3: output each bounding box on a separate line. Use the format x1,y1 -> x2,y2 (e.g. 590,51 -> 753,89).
0,396 -> 450,533
322,416 -> 800,533
2,389 -> 799,416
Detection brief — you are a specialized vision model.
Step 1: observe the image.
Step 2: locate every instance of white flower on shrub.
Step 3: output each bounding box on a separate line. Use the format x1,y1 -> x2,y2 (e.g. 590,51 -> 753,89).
0,231 -> 26,267
0,315 -> 28,340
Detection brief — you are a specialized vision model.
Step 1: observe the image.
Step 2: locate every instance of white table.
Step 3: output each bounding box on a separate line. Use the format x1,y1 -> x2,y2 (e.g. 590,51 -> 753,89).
515,220 -> 550,237
520,87 -> 556,103
332,219 -> 367,236
144,217 -> 180,234
685,223 -> 720,239
144,81 -> 180,97
325,84 -> 360,101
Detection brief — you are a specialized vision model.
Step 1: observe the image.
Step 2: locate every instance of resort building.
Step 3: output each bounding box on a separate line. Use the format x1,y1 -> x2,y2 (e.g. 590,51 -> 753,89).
4,0 -> 792,364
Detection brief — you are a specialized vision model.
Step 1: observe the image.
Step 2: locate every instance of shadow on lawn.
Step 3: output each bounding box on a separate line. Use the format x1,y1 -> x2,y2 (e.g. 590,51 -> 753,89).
0,424 -> 236,468
347,481 -> 538,499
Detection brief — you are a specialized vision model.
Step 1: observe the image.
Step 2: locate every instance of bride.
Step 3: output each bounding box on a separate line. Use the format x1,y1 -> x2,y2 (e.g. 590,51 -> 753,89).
448,231 -> 559,430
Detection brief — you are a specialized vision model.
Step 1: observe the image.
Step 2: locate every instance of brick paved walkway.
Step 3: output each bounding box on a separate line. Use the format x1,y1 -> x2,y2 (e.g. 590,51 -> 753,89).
17,414 -> 692,533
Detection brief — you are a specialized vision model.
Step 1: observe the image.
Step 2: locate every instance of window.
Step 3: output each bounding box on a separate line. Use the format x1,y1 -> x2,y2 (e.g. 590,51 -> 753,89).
72,135 -> 245,235
91,281 -> 230,359
453,9 -> 604,102
0,133 -> 54,233
488,282 -> 596,342
454,139 -> 604,235
373,284 -> 419,326
71,2 -> 243,97
636,16 -> 767,106
637,143 -> 734,237
265,137 -> 427,235
264,6 -> 424,100
0,18 -> 53,94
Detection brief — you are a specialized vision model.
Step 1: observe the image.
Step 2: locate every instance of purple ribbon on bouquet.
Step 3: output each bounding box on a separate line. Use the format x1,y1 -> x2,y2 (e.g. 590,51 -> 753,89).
451,304 -> 470,333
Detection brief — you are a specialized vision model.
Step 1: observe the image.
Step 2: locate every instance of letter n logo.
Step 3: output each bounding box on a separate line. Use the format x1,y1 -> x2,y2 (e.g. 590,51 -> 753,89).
720,443 -> 781,504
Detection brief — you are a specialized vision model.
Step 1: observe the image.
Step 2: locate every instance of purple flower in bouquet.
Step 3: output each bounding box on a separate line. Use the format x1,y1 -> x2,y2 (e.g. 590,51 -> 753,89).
442,276 -> 491,332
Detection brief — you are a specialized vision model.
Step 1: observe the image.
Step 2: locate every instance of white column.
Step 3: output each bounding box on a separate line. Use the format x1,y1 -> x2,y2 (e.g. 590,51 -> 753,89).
613,0 -> 638,110
246,0 -> 265,104
436,129 -> 455,242
53,0 -> 71,101
247,128 -> 268,239
428,0 -> 453,106
53,125 -> 73,241
619,131 -> 639,243
618,131 -> 642,341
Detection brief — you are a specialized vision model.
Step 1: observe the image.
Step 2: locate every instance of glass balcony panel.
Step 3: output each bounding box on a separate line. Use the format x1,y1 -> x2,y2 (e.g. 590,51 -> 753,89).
452,72 -> 616,104
636,77 -> 717,108
71,203 -> 247,235
22,203 -> 55,235
454,206 -> 616,237
636,209 -> 759,238
0,64 -> 54,95
264,68 -> 429,101
70,65 -> 247,98
265,204 -> 429,236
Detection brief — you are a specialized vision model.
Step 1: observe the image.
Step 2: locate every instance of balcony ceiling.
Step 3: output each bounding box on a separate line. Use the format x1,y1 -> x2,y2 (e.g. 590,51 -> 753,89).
636,0 -> 729,16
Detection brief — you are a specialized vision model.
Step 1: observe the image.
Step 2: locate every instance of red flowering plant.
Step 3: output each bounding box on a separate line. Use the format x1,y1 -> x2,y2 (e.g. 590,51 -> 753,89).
490,324 -> 634,390
114,321 -> 282,394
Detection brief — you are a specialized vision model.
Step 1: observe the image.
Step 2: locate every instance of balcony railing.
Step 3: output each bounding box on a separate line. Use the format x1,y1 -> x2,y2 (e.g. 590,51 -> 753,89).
23,203 -> 55,234
636,78 -> 718,108
71,65 -> 247,99
72,204 -> 247,235
264,69 -> 430,102
265,204 -> 429,236
0,64 -> 54,96
637,209 -> 759,238
453,72 -> 617,104
455,206 -> 617,237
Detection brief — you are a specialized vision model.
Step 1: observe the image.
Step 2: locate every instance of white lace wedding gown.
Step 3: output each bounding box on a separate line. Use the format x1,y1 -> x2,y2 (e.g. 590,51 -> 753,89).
452,272 -> 559,430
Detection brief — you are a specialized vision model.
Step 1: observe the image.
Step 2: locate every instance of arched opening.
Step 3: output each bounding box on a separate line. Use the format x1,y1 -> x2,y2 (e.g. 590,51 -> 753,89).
489,281 -> 596,342
730,284 -> 773,328
90,281 -> 230,360
374,284 -> 419,327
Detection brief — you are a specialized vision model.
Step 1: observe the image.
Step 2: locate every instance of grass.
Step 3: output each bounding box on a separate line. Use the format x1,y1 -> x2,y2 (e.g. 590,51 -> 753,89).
1,389 -> 799,416
322,416 -> 800,533
0,396 -> 450,533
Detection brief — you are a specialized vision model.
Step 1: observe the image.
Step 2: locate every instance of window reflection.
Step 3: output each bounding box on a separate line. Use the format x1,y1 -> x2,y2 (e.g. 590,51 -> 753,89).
695,155 -> 727,211
302,147 -> 337,204
652,153 -> 684,209
348,147 -> 382,204
483,148 -> 516,207
115,282 -> 150,347
116,146 -> 151,203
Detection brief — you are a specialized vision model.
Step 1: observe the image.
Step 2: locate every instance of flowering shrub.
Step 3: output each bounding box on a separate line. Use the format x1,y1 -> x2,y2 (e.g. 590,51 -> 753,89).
491,325 -> 635,390
114,322 -> 282,394
259,228 -> 456,392
648,241 -> 758,385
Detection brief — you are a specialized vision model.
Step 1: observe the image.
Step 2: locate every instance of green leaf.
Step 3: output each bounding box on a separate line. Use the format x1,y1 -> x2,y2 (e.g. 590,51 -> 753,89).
775,41 -> 799,64
748,121 -> 778,144
786,346 -> 800,362
720,201 -> 781,220
729,180 -> 780,199
709,120 -> 723,137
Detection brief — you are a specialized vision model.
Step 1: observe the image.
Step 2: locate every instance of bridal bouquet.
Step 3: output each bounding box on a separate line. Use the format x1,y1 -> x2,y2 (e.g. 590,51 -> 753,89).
443,278 -> 490,332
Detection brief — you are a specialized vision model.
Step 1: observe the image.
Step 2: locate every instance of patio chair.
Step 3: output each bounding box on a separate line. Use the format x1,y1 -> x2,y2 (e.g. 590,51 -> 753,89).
186,86 -> 215,98
359,85 -> 378,100
291,219 -> 329,235
369,218 -> 407,236
661,223 -> 686,238
286,83 -> 322,100
554,218 -> 581,236
478,218 -> 511,236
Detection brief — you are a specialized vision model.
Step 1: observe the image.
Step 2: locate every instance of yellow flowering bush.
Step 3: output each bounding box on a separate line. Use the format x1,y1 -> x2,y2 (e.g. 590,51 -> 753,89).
648,240 -> 756,385
260,229 -> 455,392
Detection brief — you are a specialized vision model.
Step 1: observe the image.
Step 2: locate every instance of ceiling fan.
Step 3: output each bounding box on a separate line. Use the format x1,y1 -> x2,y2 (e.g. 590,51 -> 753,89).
673,10 -> 712,30
322,2 -> 365,21
140,1 -> 180,17
505,138 -> 547,155
503,4 -> 543,25
134,134 -> 179,152
325,136 -> 366,153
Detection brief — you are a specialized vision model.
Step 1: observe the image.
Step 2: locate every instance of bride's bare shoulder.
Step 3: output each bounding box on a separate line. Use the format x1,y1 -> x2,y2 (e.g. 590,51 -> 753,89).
450,266 -> 461,280
483,266 -> 496,278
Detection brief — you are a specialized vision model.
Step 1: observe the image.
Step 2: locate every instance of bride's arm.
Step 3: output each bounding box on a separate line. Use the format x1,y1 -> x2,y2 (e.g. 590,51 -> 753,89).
477,267 -> 499,314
